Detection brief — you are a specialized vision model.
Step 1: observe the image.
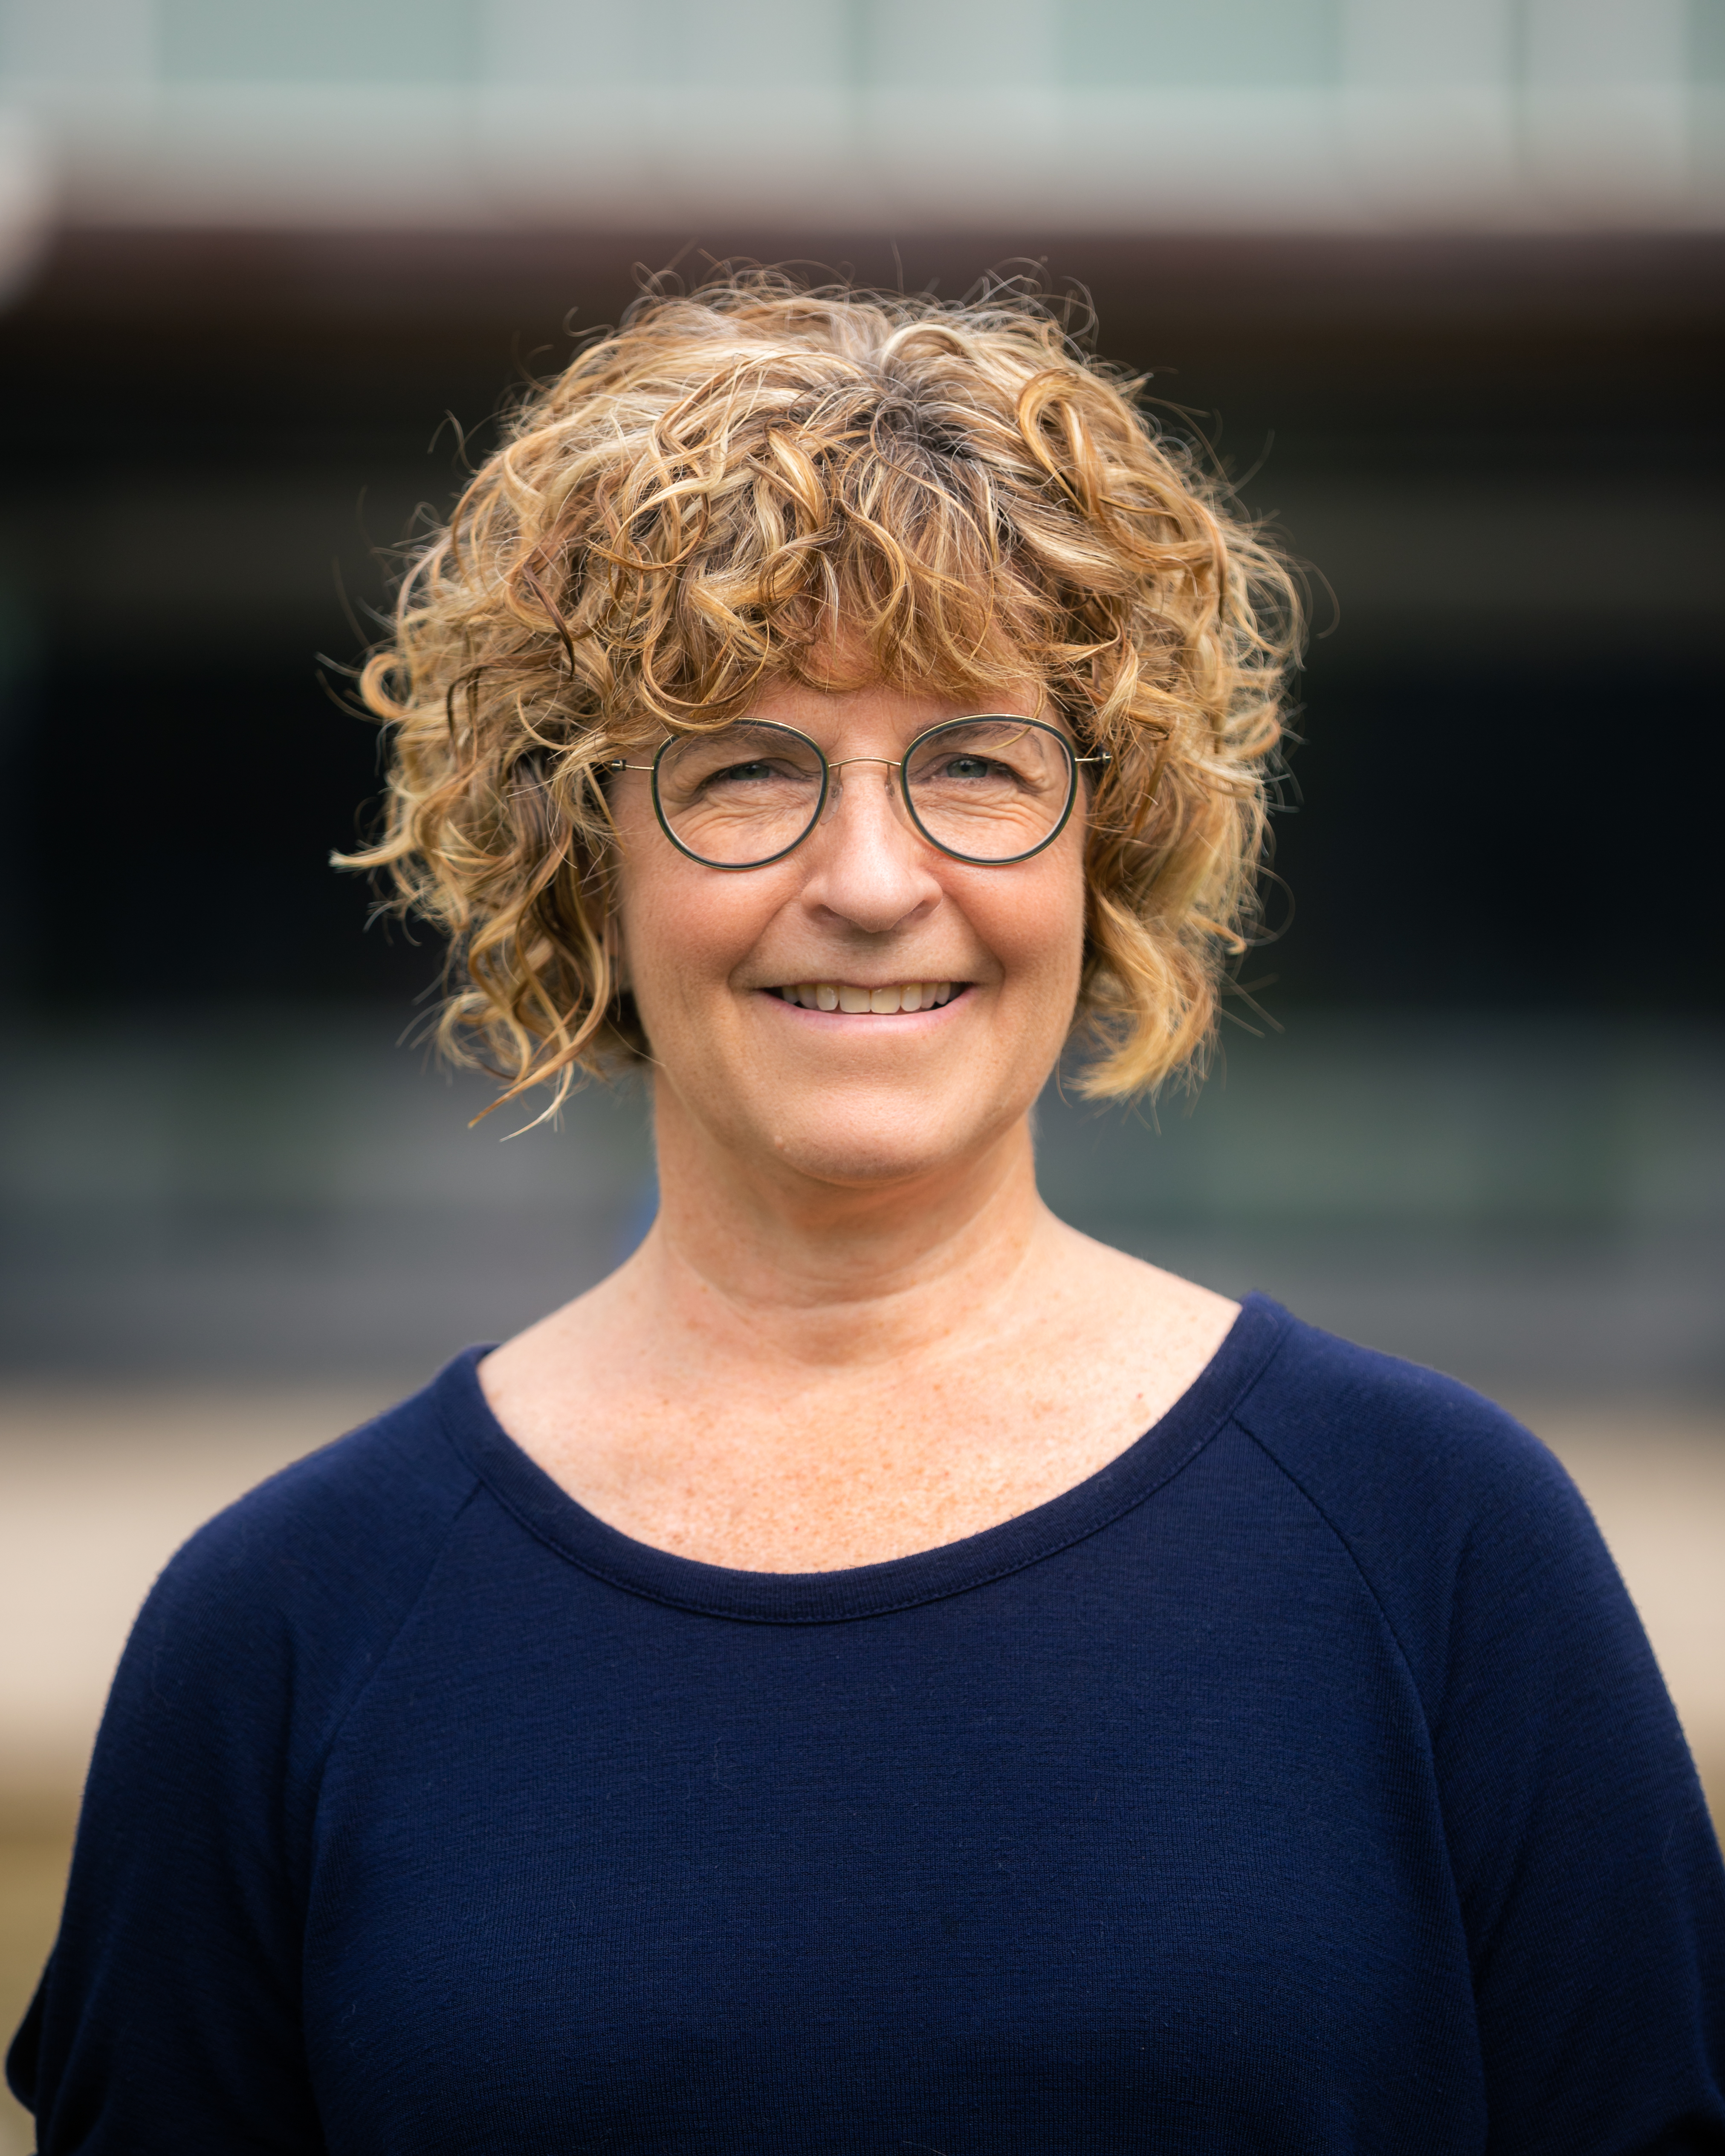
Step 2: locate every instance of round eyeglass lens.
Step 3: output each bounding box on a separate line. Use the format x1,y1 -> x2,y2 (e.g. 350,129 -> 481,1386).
903,718 -> 1076,862
653,721 -> 827,867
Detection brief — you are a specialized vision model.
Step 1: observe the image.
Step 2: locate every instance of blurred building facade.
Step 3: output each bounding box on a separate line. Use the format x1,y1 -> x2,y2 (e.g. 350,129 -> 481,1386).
0,0 -> 1719,1396
0,0 -> 1719,249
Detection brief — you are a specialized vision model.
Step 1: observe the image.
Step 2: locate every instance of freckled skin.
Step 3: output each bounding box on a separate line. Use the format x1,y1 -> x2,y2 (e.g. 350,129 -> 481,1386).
481,675 -> 1236,1571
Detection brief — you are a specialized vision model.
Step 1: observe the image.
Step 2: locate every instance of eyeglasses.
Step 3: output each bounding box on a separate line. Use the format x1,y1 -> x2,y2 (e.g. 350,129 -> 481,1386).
606,717 -> 1109,871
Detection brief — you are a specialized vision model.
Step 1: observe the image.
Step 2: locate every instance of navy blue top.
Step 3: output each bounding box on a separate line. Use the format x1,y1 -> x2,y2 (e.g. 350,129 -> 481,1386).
11,1296 -> 1725,2151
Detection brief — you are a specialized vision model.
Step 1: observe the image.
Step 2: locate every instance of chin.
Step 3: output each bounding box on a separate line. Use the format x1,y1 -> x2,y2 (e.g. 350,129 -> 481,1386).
773,1136 -> 955,1190
757,1088 -> 1024,1190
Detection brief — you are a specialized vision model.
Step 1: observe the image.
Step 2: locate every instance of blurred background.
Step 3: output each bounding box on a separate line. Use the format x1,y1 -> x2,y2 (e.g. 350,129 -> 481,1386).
1,1 -> 1722,2137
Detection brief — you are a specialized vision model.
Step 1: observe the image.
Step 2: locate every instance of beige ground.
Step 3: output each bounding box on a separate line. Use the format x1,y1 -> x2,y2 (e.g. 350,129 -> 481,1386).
0,1385 -> 1721,2152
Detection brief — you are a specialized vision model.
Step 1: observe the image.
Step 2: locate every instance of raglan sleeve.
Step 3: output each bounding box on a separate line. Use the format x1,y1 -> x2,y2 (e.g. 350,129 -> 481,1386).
1243,1327 -> 1725,2151
1418,1405 -> 1725,2150
5,1422 -> 472,2154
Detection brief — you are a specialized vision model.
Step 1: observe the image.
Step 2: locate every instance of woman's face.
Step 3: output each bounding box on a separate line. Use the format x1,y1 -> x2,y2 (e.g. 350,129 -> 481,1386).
610,674 -> 1090,1192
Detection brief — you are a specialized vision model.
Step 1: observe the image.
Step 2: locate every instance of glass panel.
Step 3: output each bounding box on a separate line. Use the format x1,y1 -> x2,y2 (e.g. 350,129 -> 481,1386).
904,719 -> 1072,859
159,0 -> 477,84
655,723 -> 825,865
1059,0 -> 1339,89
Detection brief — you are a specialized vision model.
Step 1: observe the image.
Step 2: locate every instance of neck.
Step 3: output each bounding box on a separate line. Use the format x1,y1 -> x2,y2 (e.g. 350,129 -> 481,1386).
639,1075 -> 1056,1373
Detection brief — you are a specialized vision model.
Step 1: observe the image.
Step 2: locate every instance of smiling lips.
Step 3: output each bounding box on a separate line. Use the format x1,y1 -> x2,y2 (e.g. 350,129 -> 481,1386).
773,981 -> 958,1014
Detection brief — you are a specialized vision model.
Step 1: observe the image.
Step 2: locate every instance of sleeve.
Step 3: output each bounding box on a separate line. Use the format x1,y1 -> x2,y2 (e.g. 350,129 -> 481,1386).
1428,1428 -> 1725,2153
1240,1331 -> 1725,2152
5,1419 -> 473,2153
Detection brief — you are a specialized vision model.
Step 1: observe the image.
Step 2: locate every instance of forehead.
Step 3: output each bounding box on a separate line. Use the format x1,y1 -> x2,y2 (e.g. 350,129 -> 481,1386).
739,673 -> 1051,746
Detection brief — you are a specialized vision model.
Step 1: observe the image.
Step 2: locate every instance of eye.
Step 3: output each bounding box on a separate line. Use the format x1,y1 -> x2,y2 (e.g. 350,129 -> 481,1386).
703,758 -> 794,787
919,750 -> 1029,788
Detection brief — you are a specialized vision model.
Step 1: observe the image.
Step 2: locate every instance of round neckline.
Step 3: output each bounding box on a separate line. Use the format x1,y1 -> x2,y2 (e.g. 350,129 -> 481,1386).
431,1292 -> 1291,1625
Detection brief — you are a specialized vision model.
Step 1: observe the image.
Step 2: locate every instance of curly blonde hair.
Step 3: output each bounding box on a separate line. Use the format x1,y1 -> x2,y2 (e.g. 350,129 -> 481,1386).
341,275 -> 1297,1113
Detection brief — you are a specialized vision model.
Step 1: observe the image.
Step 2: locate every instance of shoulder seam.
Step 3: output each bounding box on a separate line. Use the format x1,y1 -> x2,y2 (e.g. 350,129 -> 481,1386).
1232,1410 -> 1462,1890
307,1477 -> 485,1824
1233,1411 -> 1437,1731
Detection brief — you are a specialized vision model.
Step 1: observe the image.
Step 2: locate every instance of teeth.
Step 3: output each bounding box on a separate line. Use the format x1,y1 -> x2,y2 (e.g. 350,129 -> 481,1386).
780,980 -> 959,1013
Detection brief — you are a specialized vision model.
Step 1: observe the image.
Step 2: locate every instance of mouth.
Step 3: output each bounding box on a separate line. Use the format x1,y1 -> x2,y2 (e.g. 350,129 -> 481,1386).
768,980 -> 961,1015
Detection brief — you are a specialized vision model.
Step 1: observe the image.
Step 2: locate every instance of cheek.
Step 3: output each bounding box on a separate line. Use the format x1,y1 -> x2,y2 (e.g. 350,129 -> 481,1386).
615,884 -> 701,1025
614,853 -> 776,1028
614,826 -> 699,1028
978,851 -> 1088,1004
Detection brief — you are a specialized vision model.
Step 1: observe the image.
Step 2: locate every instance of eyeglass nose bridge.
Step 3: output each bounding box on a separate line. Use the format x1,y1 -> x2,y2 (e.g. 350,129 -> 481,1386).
819,751 -> 905,824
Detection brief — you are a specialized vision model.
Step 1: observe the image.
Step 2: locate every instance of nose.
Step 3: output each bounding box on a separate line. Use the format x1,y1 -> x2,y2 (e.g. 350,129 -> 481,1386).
797,759 -> 942,934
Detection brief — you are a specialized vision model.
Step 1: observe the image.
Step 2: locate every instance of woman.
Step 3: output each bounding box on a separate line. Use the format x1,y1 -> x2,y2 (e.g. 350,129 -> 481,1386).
12,280 -> 1723,2149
